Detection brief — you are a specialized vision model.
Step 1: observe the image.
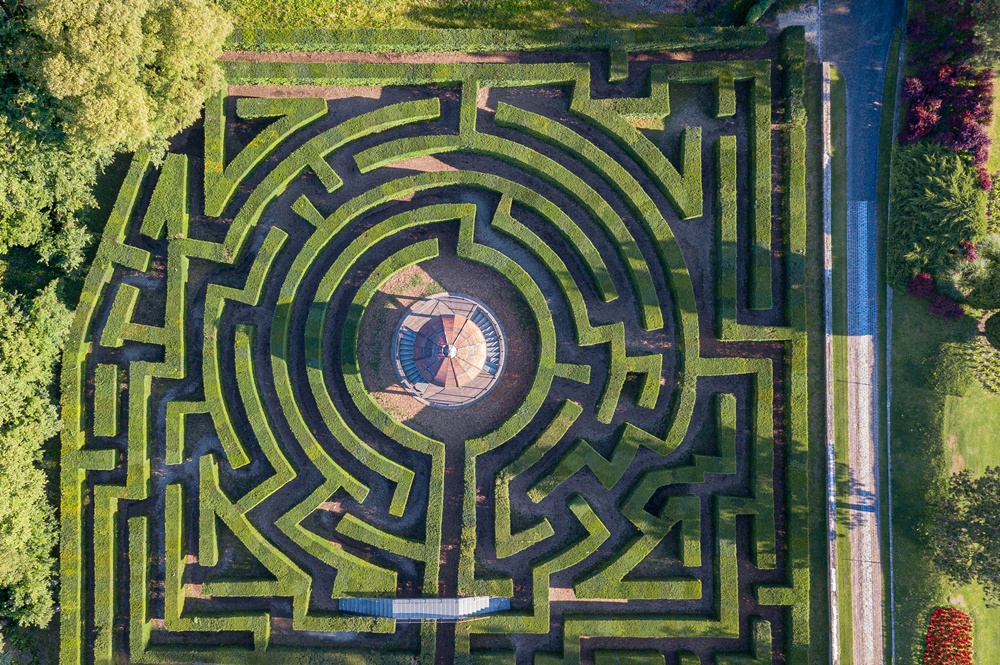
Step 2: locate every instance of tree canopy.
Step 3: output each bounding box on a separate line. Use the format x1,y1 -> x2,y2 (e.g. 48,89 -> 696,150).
0,284 -> 70,628
930,467 -> 1000,606
888,142 -> 987,287
969,0 -> 1000,64
0,0 -> 231,265
0,0 -> 231,630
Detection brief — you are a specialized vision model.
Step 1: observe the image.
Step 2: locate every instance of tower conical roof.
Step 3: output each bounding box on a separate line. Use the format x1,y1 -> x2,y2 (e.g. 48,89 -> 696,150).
394,293 -> 505,408
412,314 -> 488,387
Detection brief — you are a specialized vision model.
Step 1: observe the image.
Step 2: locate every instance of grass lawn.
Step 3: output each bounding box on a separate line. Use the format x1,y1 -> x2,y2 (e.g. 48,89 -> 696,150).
988,73 -> 1000,175
890,294 -> 1000,664
829,64 -> 854,665
217,0 -> 703,31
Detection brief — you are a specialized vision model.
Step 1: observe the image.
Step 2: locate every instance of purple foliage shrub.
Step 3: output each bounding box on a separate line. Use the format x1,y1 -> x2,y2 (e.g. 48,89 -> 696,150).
907,272 -> 938,299
929,294 -> 965,320
901,0 -> 995,187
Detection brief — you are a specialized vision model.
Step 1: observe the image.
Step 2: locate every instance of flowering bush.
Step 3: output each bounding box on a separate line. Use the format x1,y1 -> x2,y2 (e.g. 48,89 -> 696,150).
923,606 -> 973,665
930,294 -> 965,320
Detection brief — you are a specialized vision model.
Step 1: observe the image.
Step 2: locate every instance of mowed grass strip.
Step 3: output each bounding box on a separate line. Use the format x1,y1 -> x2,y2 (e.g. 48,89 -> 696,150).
828,64 -> 854,665
218,0 -> 697,31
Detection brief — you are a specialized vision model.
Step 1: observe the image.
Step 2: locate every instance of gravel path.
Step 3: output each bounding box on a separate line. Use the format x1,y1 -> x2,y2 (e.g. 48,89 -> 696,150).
820,2 -> 906,663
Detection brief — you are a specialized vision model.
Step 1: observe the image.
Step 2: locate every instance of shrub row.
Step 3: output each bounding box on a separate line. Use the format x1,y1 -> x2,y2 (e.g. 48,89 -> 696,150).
92,364 -> 119,438
203,94 -> 328,217
651,61 -> 743,119
493,400 -> 580,559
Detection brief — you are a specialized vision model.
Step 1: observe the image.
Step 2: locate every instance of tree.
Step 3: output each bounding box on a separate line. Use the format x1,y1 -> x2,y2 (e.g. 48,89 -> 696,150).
888,142 -> 987,287
930,468 -> 1000,605
0,283 -> 71,628
0,0 -> 231,264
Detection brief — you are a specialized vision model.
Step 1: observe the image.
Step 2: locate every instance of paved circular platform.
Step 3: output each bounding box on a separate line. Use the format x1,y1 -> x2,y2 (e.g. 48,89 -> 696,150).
393,293 -> 506,408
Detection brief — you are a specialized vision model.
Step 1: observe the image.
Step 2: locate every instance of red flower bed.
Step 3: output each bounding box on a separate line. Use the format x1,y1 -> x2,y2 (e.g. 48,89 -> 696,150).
924,607 -> 974,665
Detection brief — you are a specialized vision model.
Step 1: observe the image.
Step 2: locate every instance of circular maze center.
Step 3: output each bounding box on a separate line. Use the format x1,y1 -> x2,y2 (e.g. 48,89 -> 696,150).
394,293 -> 506,408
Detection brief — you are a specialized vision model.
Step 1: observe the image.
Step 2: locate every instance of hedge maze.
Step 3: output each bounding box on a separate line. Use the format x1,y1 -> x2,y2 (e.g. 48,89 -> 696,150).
61,26 -> 814,664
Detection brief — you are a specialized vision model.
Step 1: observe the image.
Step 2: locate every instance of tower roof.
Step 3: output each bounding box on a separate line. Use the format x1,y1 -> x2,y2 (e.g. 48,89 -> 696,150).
413,314 -> 488,387
393,293 -> 505,408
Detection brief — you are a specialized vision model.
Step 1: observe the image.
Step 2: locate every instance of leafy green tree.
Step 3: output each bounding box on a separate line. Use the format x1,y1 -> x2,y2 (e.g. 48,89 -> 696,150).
930,468 -> 1000,605
0,0 -> 231,265
888,142 -> 987,287
0,283 -> 71,628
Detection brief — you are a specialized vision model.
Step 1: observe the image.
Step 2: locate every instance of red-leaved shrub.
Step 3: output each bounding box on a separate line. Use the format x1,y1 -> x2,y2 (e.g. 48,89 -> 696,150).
907,272 -> 937,299
923,606 -> 973,665
929,294 -> 965,320
977,164 -> 993,191
901,0 -> 995,186
960,239 -> 979,262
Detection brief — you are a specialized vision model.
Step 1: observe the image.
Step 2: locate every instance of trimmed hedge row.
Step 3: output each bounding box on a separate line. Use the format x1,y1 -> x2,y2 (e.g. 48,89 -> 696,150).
650,60 -> 774,311
92,364 -> 119,438
468,493 -> 610,636
207,97 -> 441,263
306,209 -> 456,516
492,100 -> 677,330
225,27 -> 768,54
494,400 -> 581,559
203,94 -> 327,217
490,197 -> 662,424
574,493 -> 701,600
567,393 -> 734,602
716,135 -> 740,338
60,151 -> 152,665
65,26 -> 815,662
747,61 -> 773,311
508,31 -> 811,661
140,152 -> 189,239
551,493 -> 743,658
760,27 -> 811,656
64,99 -> 453,660
201,226 -> 286,469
